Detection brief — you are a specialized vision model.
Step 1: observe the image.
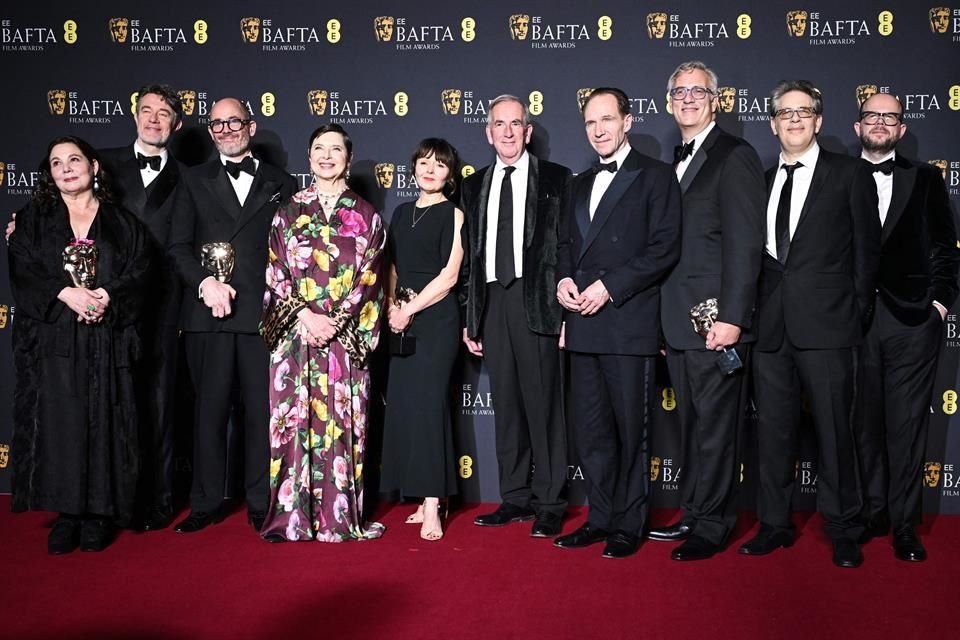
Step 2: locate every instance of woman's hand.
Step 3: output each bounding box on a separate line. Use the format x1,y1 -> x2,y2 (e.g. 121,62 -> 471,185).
297,308 -> 337,347
388,302 -> 413,333
58,287 -> 107,323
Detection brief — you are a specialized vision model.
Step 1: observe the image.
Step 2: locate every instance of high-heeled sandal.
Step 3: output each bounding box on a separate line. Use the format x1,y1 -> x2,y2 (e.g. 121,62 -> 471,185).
419,498 -> 448,542
405,503 -> 425,524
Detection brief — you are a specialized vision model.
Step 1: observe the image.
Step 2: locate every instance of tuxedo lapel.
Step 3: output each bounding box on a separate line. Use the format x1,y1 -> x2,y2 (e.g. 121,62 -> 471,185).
475,166 -> 494,258
524,155 -> 539,248
574,172 -> 592,243
882,156 -> 916,244
145,160 -> 178,214
579,160 -> 641,261
234,168 -> 280,236
116,153 -> 148,217
679,127 -> 719,194
792,153 -> 832,239
203,162 -> 242,219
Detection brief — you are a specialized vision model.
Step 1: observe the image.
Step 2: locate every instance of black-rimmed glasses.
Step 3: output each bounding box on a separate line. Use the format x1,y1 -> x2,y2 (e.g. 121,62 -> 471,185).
208,118 -> 251,133
860,111 -> 902,126
669,86 -> 714,101
774,107 -> 819,120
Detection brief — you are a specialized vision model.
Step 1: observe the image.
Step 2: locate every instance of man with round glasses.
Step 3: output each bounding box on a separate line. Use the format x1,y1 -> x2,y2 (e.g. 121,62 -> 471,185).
651,61 -> 765,562
739,80 -> 881,568
852,92 -> 959,562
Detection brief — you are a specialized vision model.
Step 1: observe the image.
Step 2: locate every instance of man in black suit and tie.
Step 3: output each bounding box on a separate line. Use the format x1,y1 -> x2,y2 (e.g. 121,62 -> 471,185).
169,97 -> 296,533
738,80 -> 881,568
98,84 -> 185,531
649,62 -> 766,560
462,95 -> 571,538
853,92 -> 959,562
554,88 -> 682,558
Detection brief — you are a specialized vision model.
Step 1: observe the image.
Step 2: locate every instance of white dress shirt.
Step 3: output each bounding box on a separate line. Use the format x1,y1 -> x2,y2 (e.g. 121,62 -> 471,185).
485,151 -> 529,282
220,153 -> 259,206
589,143 -> 632,220
862,150 -> 895,226
765,143 -> 820,258
675,121 -> 716,181
134,141 -> 167,188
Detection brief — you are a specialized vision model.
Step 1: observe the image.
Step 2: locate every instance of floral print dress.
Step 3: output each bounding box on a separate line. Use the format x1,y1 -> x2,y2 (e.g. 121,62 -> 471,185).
261,186 -> 386,542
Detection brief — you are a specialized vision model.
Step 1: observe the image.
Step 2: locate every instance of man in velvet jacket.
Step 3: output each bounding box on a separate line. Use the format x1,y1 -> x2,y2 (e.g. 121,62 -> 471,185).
169,97 -> 296,534
554,87 -> 682,559
99,84 -> 185,531
651,62 -> 766,561
738,80 -> 881,569
853,92 -> 959,562
461,95 -> 571,537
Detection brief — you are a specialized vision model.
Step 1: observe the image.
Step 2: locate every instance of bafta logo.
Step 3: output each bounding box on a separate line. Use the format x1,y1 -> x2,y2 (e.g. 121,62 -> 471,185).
786,10 -> 808,37
0,161 -> 5,188
47,89 -> 67,116
646,12 -> 667,39
108,17 -> 129,43
508,14 -> 530,40
375,16 -> 395,42
650,456 -> 661,482
307,90 -> 328,116
929,159 -> 948,181
0,443 -> 8,469
241,17 -> 261,43
375,163 -> 395,189
178,89 -> 197,116
924,462 -> 942,488
856,84 -> 879,107
576,88 -> 594,112
718,87 -> 737,113
930,7 -> 951,33
441,89 -> 462,115
0,303 -> 8,329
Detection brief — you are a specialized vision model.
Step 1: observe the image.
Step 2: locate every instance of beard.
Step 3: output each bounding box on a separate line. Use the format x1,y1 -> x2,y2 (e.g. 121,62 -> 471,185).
860,131 -> 900,154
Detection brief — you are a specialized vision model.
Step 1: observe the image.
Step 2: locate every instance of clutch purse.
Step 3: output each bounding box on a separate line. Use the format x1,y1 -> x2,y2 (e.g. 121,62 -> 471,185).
260,292 -> 307,351
389,286 -> 417,356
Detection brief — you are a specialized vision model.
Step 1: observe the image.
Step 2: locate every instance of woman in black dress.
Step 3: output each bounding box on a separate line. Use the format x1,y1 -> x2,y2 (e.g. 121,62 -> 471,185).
381,138 -> 464,541
7,136 -> 151,554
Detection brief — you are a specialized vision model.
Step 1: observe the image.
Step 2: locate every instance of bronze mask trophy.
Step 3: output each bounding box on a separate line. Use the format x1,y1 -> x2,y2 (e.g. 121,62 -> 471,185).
689,298 -> 743,375
201,242 -> 236,283
62,240 -> 98,288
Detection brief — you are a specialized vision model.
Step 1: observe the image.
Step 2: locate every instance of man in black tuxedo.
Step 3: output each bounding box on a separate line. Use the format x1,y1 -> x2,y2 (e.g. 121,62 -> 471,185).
554,88 -> 682,558
853,92 -> 959,562
99,84 -> 185,531
462,95 -> 571,538
169,97 -> 296,533
738,80 -> 881,568
650,62 -> 766,560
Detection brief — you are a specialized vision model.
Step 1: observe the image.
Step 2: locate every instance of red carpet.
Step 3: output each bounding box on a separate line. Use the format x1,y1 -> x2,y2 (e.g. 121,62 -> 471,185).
0,496 -> 955,639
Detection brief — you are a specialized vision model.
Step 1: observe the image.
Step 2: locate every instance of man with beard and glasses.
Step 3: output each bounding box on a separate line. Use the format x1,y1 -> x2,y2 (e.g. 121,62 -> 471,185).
853,92 -> 959,562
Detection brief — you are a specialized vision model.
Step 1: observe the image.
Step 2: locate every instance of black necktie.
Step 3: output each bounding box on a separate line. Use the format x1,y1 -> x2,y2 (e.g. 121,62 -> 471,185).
495,166 -> 516,287
673,141 -> 695,166
872,159 -> 895,175
775,162 -> 803,264
225,156 -> 256,179
137,153 -> 161,171
592,161 -> 618,174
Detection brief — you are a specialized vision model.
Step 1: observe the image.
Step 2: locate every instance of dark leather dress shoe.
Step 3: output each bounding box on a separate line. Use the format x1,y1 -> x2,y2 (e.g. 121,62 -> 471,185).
832,539 -> 863,568
671,534 -> 722,561
473,503 -> 536,527
893,527 -> 926,562
80,518 -> 113,552
647,521 -> 692,542
174,510 -> 225,533
602,531 -> 641,559
554,523 -> 609,549
738,527 -> 794,556
48,517 -> 81,555
858,513 -> 890,543
248,510 -> 267,532
531,512 -> 564,538
142,507 -> 174,532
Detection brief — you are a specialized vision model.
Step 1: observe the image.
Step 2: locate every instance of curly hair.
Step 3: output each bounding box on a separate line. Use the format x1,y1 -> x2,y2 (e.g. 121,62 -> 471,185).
33,135 -> 115,208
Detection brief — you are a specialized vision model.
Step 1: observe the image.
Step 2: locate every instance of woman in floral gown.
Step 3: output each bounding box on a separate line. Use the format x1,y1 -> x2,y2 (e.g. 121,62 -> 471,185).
260,124 -> 386,542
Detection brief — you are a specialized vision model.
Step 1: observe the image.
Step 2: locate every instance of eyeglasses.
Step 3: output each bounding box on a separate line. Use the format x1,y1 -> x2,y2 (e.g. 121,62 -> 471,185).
773,107 -> 819,120
208,118 -> 251,133
669,86 -> 714,101
859,111 -> 902,126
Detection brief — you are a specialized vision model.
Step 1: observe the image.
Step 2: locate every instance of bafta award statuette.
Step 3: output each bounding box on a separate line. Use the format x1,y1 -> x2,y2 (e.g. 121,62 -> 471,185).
689,298 -> 743,375
62,239 -> 98,289
201,242 -> 236,283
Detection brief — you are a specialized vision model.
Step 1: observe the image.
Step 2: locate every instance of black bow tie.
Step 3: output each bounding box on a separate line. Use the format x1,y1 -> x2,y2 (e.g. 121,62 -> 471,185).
592,161 -> 618,174
225,156 -> 256,179
872,159 -> 895,175
137,153 -> 161,171
673,141 -> 695,165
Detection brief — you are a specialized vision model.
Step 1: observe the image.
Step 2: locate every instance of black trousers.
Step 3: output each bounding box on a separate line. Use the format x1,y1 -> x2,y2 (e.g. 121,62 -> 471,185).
569,352 -> 652,535
482,281 -> 567,515
857,300 -> 941,530
666,346 -> 749,545
183,332 -> 269,513
753,338 -> 863,542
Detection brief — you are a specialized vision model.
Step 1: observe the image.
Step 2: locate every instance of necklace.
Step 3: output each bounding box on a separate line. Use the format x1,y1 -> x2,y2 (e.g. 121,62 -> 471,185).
411,204 -> 433,228
316,188 -> 343,213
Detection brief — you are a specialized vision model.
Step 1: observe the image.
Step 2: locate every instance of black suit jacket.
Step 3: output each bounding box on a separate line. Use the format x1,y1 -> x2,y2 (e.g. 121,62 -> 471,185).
755,148 -> 881,351
169,157 -> 297,333
878,154 -> 959,325
557,148 -> 682,355
461,155 -> 571,337
661,126 -> 766,350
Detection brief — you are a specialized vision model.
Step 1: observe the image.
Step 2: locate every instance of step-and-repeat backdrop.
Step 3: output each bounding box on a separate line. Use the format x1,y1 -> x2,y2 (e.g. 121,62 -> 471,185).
1,0 -> 958,512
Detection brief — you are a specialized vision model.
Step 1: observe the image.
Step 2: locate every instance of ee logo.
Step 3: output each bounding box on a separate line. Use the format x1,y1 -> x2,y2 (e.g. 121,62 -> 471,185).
194,20 -> 208,45
129,92 -> 139,113
661,387 -> 676,411
461,17 -> 476,42
597,16 -> 613,41
528,90 -> 544,116
736,14 -> 752,39
461,165 -> 475,179
394,92 -> 409,116
949,86 -> 960,111
64,20 -> 78,44
459,455 -> 473,479
878,11 -> 893,37
261,93 -> 276,117
943,390 -> 957,415
327,19 -> 341,44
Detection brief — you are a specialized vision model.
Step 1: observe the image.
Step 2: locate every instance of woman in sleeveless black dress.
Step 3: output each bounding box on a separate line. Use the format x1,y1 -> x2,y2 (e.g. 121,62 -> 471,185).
381,139 -> 464,541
